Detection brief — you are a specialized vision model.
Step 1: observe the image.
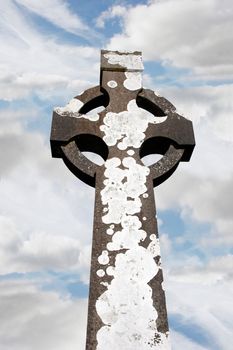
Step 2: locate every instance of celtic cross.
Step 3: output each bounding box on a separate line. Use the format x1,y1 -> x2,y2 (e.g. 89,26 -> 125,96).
50,50 -> 195,350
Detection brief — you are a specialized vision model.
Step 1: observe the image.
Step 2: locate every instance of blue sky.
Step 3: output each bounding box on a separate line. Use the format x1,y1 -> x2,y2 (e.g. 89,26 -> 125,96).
0,1 -> 233,349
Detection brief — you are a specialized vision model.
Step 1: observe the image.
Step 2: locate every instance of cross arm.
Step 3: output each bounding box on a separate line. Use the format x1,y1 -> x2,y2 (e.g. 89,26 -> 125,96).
50,113 -> 102,158
137,89 -> 195,186
138,88 -> 195,160
50,85 -> 109,187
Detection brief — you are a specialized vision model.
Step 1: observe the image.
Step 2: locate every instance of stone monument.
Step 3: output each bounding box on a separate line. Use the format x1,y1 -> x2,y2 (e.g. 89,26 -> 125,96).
50,50 -> 195,349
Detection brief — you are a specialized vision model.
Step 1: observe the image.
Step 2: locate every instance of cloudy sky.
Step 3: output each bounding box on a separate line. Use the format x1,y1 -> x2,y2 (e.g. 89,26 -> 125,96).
0,0 -> 232,349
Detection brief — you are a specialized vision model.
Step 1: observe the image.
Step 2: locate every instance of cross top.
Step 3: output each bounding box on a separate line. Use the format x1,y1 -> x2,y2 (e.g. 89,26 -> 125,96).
51,50 -> 195,350
51,50 -> 194,188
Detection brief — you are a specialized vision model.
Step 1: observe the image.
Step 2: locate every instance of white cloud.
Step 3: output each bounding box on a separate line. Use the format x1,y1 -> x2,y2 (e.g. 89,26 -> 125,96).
0,0 -> 98,278
207,255 -> 233,277
0,262 -> 231,350
0,279 -> 87,350
96,5 -> 126,28
0,107 -> 93,278
107,0 -> 233,80
0,1 -> 99,101
166,277 -> 233,350
157,171 -> 233,247
1,274 -> 231,350
149,84 -> 233,247
15,0 -> 89,35
160,84 -> 233,143
164,252 -> 233,285
171,331 -> 208,350
160,233 -> 172,256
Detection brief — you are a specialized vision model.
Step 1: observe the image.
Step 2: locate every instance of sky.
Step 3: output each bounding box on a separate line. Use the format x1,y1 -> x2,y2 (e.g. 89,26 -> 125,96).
0,0 -> 232,349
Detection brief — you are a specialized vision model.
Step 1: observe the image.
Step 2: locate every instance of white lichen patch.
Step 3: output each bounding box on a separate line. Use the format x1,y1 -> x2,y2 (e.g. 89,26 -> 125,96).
124,72 -> 142,90
107,80 -> 118,88
107,215 -> 147,251
106,228 -> 114,235
101,157 -> 149,225
98,250 -> 110,265
96,153 -> 169,349
100,99 -> 167,150
84,114 -> 99,121
104,52 -> 143,71
84,106 -> 105,121
54,98 -> 83,115
127,149 -> 135,156
97,269 -> 105,278
96,246 -> 170,349
54,98 -> 103,121
148,235 -> 161,258
106,266 -> 115,276
101,282 -> 109,287
96,92 -> 169,348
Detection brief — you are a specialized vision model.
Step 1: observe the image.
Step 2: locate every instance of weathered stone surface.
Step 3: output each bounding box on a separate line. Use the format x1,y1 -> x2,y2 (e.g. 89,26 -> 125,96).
50,50 -> 195,350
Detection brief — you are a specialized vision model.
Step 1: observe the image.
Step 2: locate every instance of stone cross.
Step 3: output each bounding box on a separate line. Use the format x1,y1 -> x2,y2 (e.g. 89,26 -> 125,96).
50,50 -> 195,350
